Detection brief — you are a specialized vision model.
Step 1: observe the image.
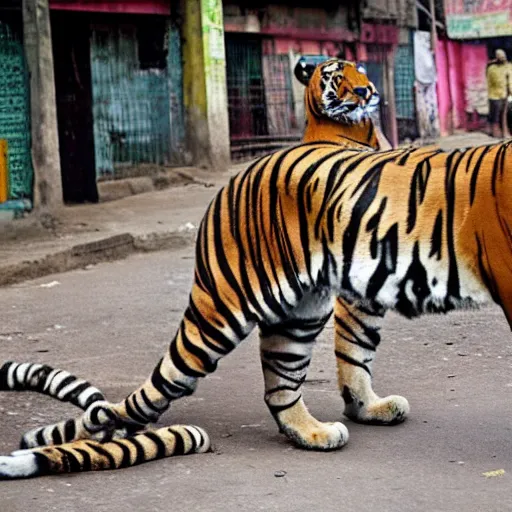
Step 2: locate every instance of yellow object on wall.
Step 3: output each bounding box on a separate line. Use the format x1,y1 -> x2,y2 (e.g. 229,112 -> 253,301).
0,139 -> 8,203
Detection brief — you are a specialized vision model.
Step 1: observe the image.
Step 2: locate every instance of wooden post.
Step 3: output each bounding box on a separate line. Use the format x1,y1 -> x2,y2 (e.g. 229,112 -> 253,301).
22,0 -> 63,210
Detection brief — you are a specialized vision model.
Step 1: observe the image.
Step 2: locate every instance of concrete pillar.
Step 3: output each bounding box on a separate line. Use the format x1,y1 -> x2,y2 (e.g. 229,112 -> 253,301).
180,0 -> 230,170
22,0 -> 62,209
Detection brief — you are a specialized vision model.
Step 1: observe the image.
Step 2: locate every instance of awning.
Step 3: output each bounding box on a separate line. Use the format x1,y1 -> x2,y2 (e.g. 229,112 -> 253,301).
49,0 -> 170,15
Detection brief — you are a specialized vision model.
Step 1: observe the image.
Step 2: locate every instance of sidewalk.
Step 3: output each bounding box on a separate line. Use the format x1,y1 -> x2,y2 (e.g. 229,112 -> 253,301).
0,165 -> 243,287
0,131 -> 499,287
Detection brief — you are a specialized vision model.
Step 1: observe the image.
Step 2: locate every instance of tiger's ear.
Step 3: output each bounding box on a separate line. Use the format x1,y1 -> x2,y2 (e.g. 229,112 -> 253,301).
293,56 -> 330,86
294,59 -> 316,86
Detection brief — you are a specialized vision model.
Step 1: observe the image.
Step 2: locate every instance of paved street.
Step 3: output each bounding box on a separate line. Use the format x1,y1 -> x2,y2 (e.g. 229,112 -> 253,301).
2,248 -> 512,511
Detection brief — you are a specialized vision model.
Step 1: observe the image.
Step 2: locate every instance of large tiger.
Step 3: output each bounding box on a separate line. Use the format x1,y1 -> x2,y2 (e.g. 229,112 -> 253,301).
2,135 -> 511,478
0,58 -> 394,478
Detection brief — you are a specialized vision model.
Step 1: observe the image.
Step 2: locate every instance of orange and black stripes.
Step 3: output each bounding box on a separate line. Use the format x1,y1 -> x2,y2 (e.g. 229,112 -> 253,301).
2,138 -> 512,478
297,59 -> 383,149
0,426 -> 209,479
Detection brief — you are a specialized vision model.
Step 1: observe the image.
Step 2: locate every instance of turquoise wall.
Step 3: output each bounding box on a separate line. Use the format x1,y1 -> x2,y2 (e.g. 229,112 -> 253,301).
0,22 -> 33,200
90,20 -> 184,178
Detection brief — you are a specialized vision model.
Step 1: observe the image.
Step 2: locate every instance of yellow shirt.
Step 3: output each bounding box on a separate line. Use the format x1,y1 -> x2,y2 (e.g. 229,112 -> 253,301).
487,61 -> 512,100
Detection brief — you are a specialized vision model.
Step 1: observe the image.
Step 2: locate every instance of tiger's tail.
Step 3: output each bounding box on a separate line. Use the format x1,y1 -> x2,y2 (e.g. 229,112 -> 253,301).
0,360 -> 114,449
0,425 -> 210,479
0,360 -> 105,410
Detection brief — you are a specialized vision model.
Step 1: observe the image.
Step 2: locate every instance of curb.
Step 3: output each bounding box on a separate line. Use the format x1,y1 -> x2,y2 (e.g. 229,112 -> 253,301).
0,227 -> 199,288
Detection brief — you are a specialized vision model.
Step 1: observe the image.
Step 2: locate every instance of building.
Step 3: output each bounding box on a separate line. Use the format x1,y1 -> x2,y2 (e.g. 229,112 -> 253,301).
1,0 -> 229,212
438,0 -> 512,134
49,0 -> 185,202
1,0 -> 430,212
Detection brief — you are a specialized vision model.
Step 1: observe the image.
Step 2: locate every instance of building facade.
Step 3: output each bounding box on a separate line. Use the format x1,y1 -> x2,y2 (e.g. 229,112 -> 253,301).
1,0 -> 434,211
49,1 -> 185,202
1,0 -> 229,210
438,0 -> 512,134
223,0 -> 419,158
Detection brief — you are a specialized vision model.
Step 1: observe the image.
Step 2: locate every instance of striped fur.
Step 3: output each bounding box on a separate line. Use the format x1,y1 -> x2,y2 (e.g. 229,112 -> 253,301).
0,361 -> 118,449
0,426 -> 210,478
0,361 -> 104,411
296,59 -> 398,425
2,138 -> 511,478
0,58 -> 394,477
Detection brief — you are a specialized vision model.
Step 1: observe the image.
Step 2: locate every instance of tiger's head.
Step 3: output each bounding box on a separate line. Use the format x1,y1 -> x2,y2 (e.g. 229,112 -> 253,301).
295,57 -> 381,125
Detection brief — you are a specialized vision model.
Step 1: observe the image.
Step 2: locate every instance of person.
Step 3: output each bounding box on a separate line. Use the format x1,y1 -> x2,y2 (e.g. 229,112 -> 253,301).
486,49 -> 511,138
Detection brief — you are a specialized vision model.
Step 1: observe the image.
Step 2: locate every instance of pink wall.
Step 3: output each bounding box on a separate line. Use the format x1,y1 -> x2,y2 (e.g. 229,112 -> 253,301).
435,39 -> 488,134
262,39 -> 342,56
49,0 -> 171,15
447,42 -> 466,129
461,42 -> 488,130
435,40 -> 452,136
435,39 -> 466,135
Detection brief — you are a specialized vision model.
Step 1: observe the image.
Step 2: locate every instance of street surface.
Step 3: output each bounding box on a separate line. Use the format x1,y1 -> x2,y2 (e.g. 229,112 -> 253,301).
1,248 -> 512,511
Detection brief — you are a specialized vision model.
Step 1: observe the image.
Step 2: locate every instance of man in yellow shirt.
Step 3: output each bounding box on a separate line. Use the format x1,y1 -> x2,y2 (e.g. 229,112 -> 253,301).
487,49 -> 511,138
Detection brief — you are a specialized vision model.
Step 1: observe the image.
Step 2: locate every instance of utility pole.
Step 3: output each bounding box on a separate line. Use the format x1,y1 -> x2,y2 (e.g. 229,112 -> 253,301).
22,0 -> 62,210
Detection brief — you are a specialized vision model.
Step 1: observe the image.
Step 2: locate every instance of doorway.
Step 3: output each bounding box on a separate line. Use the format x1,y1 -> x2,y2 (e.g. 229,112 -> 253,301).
52,12 -> 98,203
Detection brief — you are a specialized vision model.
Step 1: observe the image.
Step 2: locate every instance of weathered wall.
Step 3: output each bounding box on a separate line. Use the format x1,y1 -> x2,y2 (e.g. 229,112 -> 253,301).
224,3 -> 355,44
89,20 -> 184,178
0,21 -> 33,201
362,0 -> 418,27
181,0 -> 230,170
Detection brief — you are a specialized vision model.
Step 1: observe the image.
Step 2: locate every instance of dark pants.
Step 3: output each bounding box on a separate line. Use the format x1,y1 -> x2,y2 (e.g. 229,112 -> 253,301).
488,98 -> 507,124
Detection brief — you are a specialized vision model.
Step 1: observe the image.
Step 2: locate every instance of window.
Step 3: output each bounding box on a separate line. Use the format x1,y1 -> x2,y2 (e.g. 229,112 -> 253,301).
138,18 -> 167,70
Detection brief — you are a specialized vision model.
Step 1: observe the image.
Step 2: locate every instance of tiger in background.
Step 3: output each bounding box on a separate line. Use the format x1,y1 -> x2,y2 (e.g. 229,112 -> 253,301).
0,58 -> 397,477
3,63 -> 509,480
294,57 -> 392,150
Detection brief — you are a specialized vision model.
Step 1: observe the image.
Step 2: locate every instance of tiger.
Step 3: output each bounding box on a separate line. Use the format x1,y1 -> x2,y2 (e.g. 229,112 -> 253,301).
294,57 -> 392,150
2,135 -> 511,479
0,58 -> 396,477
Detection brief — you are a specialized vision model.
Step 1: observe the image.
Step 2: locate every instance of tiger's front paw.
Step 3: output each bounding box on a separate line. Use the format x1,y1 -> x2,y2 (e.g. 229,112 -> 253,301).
282,421 -> 349,451
344,393 -> 410,425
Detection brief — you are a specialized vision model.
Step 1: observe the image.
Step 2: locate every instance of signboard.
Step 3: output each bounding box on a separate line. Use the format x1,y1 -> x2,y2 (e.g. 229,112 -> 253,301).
445,0 -> 512,39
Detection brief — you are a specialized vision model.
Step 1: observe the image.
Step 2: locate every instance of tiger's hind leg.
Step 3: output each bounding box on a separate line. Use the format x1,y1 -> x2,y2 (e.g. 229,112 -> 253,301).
260,293 -> 348,450
335,297 -> 409,425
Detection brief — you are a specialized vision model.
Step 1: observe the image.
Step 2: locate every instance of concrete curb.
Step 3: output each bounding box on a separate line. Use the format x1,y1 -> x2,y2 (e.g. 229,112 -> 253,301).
96,168 -> 208,203
0,227 -> 199,288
